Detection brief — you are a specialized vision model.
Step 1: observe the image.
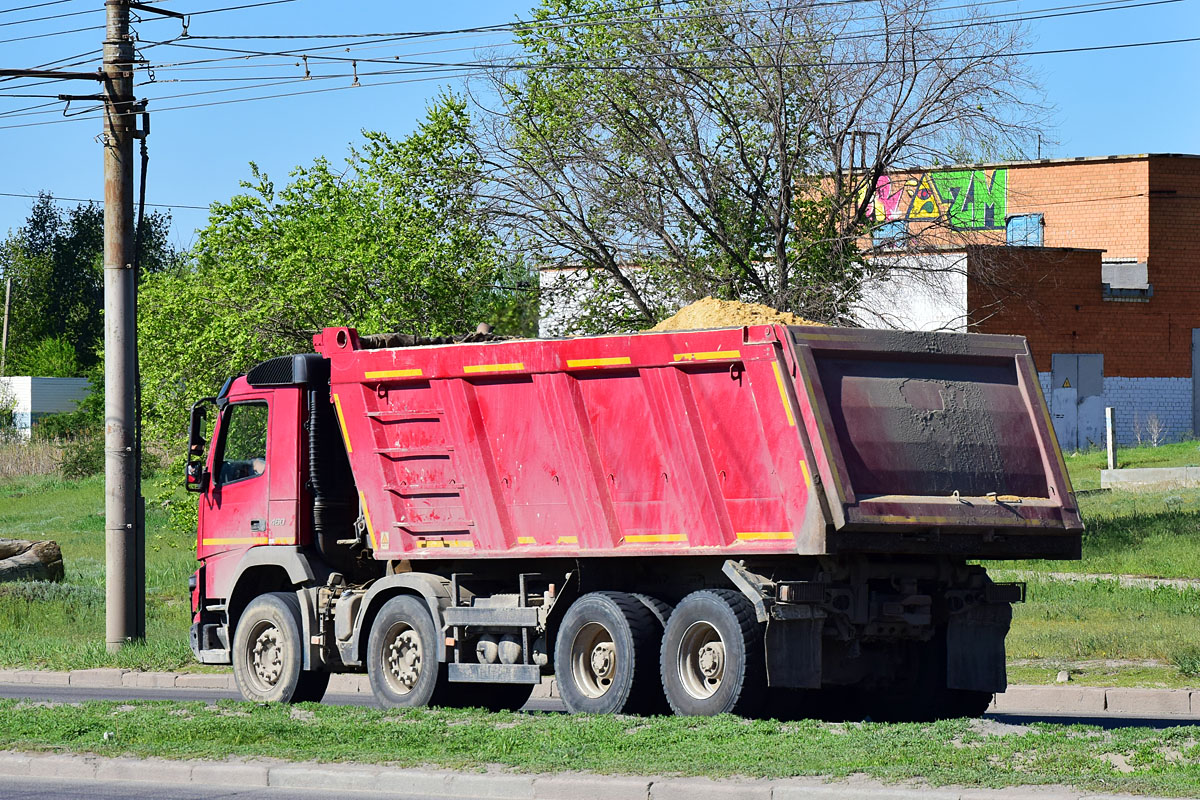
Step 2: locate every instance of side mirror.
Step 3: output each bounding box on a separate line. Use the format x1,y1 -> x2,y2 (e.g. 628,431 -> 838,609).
185,460 -> 209,493
188,402 -> 209,458
185,398 -> 215,493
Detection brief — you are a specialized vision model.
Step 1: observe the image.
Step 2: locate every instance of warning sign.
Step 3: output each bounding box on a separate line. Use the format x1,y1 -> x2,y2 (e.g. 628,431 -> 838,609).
1062,378 -> 1072,389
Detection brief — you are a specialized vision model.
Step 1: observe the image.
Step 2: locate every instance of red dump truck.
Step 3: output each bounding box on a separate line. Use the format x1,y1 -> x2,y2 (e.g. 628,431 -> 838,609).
186,324 -> 1080,719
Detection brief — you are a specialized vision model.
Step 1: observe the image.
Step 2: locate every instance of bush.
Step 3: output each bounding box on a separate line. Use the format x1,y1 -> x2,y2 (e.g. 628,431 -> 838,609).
11,335 -> 80,378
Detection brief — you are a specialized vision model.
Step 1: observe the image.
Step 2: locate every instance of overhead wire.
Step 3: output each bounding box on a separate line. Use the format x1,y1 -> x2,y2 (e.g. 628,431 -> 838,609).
0,190 -> 207,209
129,0 -> 1185,84
0,0 -> 75,15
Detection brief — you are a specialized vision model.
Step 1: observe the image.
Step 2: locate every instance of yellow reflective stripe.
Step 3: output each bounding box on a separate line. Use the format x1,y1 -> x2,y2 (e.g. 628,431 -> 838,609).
517,536 -> 537,545
416,539 -> 475,548
772,361 -> 796,427
736,531 -> 795,542
201,537 -> 269,546
800,459 -> 813,487
464,362 -> 525,374
364,368 -> 423,379
359,491 -> 379,550
673,350 -> 741,362
624,533 -> 687,543
556,535 -> 578,545
566,357 -> 631,368
332,393 -> 352,454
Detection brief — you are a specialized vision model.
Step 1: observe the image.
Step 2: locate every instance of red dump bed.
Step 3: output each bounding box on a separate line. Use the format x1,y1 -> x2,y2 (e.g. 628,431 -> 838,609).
315,324 -> 1081,561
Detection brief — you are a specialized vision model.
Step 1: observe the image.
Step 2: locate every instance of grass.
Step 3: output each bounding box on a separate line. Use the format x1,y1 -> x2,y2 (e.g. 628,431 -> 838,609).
1007,663 -> 1199,689
1006,578 -> 1200,668
3,699 -> 1200,795
0,438 -> 63,481
1063,439 -> 1200,492
0,473 -> 198,671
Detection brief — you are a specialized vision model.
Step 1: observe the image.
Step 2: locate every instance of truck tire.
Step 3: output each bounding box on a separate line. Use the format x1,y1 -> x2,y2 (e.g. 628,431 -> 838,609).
660,589 -> 766,717
232,592 -> 329,704
554,591 -> 664,715
367,595 -> 445,708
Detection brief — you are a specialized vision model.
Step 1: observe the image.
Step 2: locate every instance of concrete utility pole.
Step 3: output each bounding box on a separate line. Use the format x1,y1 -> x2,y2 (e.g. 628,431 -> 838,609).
1,277 -> 11,376
103,0 -> 144,651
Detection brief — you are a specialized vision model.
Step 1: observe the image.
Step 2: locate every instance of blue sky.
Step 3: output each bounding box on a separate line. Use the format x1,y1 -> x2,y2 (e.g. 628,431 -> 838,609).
0,0 -> 1196,246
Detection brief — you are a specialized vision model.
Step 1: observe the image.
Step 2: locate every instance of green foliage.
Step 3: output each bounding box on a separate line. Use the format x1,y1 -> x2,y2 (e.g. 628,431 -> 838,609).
0,194 -> 176,375
139,96 -> 510,463
1171,646 -> 1200,678
10,335 -> 79,378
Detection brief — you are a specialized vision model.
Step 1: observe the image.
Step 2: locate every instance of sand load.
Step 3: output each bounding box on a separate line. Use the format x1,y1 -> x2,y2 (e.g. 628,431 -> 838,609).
648,297 -> 824,331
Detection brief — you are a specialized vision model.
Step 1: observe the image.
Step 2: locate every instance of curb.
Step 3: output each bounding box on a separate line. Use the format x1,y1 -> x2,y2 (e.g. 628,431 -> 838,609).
0,751 -> 1174,800
2,670 -> 1197,717
0,668 -> 559,701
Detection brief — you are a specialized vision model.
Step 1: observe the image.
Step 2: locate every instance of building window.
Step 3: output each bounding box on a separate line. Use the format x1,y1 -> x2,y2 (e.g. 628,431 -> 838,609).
1006,213 -> 1044,247
872,220 -> 909,249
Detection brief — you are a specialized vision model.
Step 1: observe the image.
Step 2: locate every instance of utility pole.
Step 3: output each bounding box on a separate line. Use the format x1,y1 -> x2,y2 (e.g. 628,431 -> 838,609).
1,277 -> 11,376
103,0 -> 143,651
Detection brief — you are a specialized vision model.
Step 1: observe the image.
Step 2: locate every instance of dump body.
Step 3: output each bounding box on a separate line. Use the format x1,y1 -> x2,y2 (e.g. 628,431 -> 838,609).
314,324 -> 1081,562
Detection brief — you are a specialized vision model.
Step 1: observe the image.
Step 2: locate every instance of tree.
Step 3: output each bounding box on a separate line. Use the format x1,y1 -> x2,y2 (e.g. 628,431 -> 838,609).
470,0 -> 1045,332
0,194 -> 176,374
139,96 -> 517,452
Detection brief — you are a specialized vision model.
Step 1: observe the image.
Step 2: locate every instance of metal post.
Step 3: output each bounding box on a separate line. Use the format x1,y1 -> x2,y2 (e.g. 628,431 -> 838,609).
1,277 -> 11,376
103,0 -> 142,651
1106,407 -> 1116,471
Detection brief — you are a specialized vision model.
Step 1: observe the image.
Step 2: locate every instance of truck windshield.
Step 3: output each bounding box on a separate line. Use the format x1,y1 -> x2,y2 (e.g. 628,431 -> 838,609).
217,401 -> 268,485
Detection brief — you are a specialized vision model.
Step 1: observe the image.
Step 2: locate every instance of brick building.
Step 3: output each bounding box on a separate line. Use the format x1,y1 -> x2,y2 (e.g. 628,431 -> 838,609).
856,153 -> 1200,448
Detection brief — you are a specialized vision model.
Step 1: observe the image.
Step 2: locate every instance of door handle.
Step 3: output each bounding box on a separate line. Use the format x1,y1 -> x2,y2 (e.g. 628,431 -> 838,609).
250,519 -> 266,532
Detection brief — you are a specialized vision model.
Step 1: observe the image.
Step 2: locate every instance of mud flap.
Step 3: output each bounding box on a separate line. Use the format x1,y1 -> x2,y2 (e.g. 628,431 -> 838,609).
764,611 -> 823,689
946,601 -> 1012,692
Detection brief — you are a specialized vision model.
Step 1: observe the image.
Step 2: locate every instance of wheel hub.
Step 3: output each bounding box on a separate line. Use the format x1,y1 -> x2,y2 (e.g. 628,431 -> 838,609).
698,641 -> 724,679
386,629 -> 422,691
571,622 -> 616,698
590,642 -> 616,679
251,627 -> 283,686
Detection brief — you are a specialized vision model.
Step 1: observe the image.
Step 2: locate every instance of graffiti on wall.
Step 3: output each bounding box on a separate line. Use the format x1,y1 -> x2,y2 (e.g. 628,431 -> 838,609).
869,168 -> 1008,231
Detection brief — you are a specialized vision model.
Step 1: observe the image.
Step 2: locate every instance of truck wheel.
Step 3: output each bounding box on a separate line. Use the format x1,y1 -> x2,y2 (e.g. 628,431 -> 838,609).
660,589 -> 765,717
232,592 -> 327,704
367,595 -> 444,708
554,591 -> 663,715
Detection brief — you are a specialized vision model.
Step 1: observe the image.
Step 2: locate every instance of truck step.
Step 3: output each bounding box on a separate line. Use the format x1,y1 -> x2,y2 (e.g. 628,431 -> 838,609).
443,606 -> 539,627
448,663 -> 541,684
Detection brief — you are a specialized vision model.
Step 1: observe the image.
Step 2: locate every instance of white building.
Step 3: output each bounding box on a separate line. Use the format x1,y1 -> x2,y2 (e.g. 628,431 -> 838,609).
0,377 -> 91,439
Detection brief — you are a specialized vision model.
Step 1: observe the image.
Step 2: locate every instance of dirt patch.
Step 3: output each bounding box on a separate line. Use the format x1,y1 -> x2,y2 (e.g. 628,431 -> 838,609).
1100,752 -> 1136,773
648,297 -> 823,331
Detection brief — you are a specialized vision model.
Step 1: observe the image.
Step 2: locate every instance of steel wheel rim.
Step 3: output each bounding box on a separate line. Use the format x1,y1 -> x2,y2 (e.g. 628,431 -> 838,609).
571,622 -> 617,699
247,619 -> 284,693
677,620 -> 725,700
382,621 -> 423,696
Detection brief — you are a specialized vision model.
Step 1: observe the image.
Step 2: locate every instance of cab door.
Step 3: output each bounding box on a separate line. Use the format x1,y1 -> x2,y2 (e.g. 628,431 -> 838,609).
201,399 -> 272,552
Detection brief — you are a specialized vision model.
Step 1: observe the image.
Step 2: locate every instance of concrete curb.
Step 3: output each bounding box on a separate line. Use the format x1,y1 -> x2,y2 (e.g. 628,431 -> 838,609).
0,668 -> 559,701
0,751 -> 1177,800
2,670 -> 1197,717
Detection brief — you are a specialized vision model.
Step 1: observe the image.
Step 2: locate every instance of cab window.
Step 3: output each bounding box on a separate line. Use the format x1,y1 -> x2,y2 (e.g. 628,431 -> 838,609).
217,402 -> 268,485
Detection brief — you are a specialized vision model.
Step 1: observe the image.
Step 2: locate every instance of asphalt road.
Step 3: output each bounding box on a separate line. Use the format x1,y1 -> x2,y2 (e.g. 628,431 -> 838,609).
0,684 -> 1196,728
0,775 -> 448,800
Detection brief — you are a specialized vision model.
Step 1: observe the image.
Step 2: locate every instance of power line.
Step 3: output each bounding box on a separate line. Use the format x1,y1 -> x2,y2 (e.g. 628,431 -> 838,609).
0,6 -> 98,29
0,0 -> 74,15
131,0 -> 1183,83
0,190 -> 208,209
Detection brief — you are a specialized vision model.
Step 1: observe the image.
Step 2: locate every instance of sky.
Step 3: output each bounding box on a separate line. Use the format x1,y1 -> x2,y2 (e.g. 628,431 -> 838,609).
0,0 -> 1196,248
